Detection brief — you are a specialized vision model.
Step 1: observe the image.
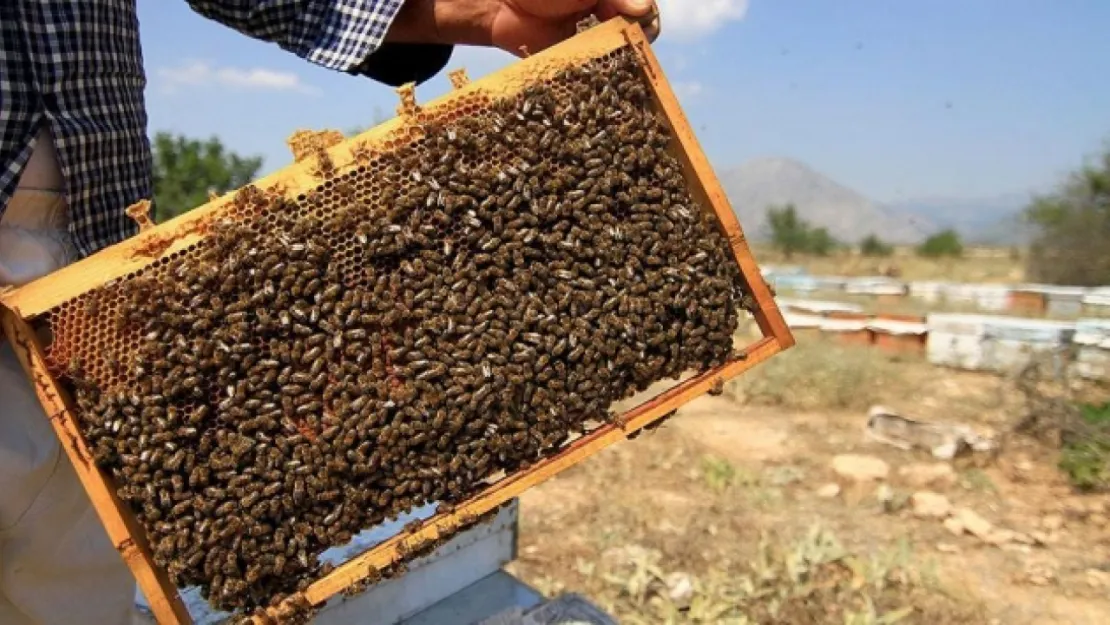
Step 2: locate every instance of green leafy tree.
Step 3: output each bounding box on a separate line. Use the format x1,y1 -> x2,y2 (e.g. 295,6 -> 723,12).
916,229 -> 964,258
766,203 -> 810,259
859,233 -> 893,257
807,227 -> 838,256
766,203 -> 842,257
1025,147 -> 1110,285
151,132 -> 263,223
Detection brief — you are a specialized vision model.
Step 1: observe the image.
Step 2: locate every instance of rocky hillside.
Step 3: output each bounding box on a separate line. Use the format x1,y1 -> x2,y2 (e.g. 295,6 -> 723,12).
719,157 -> 931,244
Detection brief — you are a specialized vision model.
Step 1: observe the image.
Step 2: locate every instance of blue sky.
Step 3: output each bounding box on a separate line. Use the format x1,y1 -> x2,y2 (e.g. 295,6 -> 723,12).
138,1 -> 1110,203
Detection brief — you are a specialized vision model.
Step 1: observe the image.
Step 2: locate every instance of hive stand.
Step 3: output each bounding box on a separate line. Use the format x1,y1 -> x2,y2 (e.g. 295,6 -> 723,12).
0,16 -> 792,625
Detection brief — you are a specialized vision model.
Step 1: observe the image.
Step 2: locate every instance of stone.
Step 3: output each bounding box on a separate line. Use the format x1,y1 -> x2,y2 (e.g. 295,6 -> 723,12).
1022,562 -> 1056,587
953,508 -> 994,540
985,529 -> 1016,546
1030,530 -> 1058,545
936,542 -> 960,554
1061,498 -> 1090,519
910,491 -> 952,519
1041,514 -> 1065,532
944,517 -> 965,536
877,484 -> 895,507
831,454 -> 890,482
1027,573 -> 1053,586
899,462 -> 957,489
664,572 -> 694,608
1086,569 -> 1110,589
816,483 -> 841,499
876,484 -> 908,513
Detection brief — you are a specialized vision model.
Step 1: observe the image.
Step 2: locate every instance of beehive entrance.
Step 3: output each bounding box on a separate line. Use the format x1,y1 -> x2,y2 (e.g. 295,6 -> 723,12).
2,18 -> 793,624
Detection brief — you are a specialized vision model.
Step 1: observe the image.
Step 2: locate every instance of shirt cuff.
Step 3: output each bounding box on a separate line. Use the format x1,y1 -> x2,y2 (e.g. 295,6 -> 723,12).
346,41 -> 454,87
284,0 -> 407,72
187,2 -> 452,84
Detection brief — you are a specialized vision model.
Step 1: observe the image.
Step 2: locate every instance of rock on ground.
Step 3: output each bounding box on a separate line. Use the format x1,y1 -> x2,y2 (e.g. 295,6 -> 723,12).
898,462 -> 957,489
831,454 -> 890,482
952,508 -> 995,540
911,491 -> 952,519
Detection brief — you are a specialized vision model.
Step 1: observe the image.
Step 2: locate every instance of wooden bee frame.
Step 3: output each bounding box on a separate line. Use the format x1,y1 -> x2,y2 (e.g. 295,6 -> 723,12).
0,17 -> 792,625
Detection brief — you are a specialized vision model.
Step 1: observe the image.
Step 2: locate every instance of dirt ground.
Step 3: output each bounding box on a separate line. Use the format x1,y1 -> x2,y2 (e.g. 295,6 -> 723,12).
506,342 -> 1110,624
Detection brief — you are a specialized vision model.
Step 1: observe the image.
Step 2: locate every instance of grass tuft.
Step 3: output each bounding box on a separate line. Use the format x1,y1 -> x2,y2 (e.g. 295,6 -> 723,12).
1059,402 -> 1110,491
592,527 -> 984,625
727,338 -> 903,411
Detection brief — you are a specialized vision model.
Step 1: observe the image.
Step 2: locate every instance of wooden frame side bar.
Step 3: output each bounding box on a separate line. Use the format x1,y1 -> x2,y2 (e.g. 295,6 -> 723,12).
0,308 -> 193,625
620,23 -> 794,349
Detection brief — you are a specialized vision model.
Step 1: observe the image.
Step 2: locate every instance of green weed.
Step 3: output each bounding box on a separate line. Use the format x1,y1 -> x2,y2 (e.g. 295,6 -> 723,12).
1059,402 -> 1110,491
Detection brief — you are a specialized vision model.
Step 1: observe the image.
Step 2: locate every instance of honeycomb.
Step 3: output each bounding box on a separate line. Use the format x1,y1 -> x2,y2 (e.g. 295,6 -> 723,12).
39,45 -> 753,616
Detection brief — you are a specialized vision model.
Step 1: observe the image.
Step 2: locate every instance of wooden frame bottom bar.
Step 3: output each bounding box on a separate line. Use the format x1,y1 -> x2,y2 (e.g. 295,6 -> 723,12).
256,336 -> 786,621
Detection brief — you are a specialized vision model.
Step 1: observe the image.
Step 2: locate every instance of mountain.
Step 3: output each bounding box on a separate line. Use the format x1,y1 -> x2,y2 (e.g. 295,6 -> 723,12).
884,193 -> 1032,245
719,157 -> 931,244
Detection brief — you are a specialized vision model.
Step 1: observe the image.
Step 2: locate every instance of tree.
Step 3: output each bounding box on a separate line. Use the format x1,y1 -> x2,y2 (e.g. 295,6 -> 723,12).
1024,147 -> 1110,285
807,227 -> 838,256
917,229 -> 963,258
766,203 -> 810,259
859,233 -> 893,257
766,203 -> 842,257
151,132 -> 263,223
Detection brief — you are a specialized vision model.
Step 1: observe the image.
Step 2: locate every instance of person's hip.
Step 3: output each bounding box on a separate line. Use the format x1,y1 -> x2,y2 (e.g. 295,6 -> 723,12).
0,189 -> 74,288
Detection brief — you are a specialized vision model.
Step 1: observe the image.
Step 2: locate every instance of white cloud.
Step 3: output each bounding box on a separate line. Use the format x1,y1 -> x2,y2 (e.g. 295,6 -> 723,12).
157,61 -> 321,96
674,80 -> 705,99
657,0 -> 750,39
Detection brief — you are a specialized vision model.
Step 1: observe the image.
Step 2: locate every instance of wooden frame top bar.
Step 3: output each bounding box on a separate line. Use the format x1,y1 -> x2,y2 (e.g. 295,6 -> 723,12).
0,20 -> 638,320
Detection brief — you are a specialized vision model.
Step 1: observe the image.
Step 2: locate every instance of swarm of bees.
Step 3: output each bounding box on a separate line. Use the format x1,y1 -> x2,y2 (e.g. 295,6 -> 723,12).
70,49 -> 751,615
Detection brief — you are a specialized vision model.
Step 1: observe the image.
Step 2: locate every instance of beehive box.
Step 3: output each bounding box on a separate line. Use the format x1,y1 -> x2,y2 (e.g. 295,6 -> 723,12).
0,17 -> 793,625
927,313 -> 1075,375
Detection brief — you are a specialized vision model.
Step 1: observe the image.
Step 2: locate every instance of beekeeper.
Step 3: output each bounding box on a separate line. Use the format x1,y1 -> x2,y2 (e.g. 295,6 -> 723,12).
0,1 -> 658,623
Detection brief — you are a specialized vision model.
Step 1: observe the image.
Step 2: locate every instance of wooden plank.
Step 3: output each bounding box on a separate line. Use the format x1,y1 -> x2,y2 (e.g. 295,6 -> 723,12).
0,307 -> 193,625
620,23 -> 794,350
254,337 -> 783,619
0,18 -> 638,320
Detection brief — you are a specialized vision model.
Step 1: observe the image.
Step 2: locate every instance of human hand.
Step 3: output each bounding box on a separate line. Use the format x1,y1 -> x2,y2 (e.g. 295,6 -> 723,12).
387,0 -> 660,57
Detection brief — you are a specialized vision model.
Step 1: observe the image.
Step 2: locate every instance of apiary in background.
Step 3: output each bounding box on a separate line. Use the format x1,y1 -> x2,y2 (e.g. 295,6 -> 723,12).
0,16 -> 793,625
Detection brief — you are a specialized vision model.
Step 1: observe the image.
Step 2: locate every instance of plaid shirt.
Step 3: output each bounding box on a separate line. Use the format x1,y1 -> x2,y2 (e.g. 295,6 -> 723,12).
0,0 -> 437,258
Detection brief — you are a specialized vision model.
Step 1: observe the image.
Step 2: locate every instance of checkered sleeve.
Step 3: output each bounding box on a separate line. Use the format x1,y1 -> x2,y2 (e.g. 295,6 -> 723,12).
186,1 -> 407,72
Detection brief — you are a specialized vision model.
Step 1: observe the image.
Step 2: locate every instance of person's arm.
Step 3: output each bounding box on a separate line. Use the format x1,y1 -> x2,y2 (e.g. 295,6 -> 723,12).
185,1 -> 453,86
186,1 -> 660,87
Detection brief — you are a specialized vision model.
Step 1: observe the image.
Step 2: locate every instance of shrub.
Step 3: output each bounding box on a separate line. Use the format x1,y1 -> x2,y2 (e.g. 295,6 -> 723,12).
917,229 -> 963,258
860,234 -> 894,257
